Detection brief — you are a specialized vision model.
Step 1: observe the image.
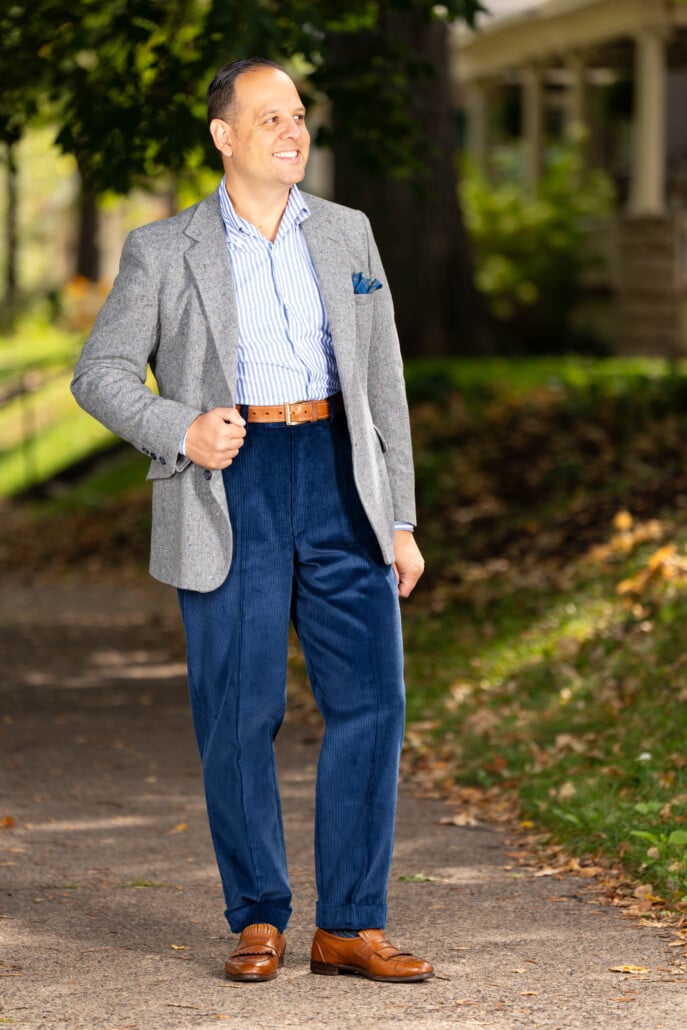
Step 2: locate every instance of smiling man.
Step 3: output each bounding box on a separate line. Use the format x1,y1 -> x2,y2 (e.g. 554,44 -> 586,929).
72,57 -> 432,984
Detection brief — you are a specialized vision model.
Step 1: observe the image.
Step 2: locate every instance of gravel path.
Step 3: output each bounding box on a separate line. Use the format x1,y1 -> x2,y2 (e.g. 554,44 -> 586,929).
1,576 -> 685,1029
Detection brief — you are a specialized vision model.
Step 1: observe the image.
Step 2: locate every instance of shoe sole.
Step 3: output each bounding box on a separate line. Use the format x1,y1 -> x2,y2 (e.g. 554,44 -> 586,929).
310,960 -> 433,983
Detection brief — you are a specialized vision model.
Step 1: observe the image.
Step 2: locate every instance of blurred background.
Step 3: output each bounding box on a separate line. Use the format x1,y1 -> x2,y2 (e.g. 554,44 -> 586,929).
2,0 -> 687,904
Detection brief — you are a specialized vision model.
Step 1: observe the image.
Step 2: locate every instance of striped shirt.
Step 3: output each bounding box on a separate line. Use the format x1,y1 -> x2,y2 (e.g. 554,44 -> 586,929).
218,178 -> 340,405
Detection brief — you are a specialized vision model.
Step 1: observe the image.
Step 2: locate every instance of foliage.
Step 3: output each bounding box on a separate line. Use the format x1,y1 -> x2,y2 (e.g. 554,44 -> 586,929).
1,0 -> 485,195
461,145 -> 614,353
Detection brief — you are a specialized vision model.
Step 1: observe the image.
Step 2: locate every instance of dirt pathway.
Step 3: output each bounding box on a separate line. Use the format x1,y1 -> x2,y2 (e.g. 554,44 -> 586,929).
1,576 -> 685,1029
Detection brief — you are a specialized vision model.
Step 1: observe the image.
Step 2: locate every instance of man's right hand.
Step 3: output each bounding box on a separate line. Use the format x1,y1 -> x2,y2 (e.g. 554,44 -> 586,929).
184,407 -> 247,470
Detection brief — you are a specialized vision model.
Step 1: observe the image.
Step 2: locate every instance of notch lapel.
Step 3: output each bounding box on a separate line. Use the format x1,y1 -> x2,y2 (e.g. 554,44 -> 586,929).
183,194 -> 239,399
301,213 -> 358,392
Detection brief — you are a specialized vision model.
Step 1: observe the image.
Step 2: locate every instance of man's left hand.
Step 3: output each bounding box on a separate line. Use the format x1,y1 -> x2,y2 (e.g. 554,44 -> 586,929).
392,530 -> 425,599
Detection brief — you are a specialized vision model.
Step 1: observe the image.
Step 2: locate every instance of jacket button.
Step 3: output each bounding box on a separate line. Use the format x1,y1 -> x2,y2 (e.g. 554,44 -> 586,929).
204,470 -> 212,480
159,456 -> 166,465
150,452 -> 157,461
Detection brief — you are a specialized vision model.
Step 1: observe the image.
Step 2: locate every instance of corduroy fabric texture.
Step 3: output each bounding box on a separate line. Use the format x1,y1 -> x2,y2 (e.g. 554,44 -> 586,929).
178,412 -> 405,933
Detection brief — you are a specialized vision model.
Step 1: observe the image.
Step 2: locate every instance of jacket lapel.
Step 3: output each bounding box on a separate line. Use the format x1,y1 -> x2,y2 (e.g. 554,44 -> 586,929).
301,206 -> 358,391
183,194 -> 239,399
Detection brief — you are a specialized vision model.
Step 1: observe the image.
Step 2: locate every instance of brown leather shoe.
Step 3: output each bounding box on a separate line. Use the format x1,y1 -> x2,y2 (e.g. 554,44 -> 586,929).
310,928 -> 434,982
224,923 -> 286,982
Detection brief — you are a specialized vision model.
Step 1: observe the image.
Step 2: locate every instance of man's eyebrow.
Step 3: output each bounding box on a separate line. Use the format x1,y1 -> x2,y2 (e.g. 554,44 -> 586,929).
258,105 -> 307,117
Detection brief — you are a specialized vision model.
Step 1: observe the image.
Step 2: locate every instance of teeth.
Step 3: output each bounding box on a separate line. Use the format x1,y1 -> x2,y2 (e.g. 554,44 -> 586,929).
275,151 -> 298,158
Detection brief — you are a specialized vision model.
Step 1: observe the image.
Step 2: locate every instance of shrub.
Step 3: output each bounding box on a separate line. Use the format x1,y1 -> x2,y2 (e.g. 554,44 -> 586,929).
460,145 -> 614,354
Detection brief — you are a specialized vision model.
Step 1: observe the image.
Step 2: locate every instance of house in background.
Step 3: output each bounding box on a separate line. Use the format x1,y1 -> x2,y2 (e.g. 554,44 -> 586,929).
453,0 -> 687,355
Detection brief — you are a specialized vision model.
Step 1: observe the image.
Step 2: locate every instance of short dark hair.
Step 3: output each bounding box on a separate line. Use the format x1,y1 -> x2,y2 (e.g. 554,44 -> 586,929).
207,57 -> 286,125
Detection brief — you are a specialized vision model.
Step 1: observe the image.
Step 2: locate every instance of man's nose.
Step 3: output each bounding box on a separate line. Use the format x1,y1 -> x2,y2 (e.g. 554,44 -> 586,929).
282,117 -> 303,137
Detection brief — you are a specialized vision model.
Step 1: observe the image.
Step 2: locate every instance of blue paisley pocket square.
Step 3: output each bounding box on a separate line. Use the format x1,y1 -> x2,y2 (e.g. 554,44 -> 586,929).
352,271 -> 383,294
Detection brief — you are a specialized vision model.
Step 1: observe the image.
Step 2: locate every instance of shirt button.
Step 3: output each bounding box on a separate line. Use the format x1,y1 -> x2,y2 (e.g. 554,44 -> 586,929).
204,470 -> 212,480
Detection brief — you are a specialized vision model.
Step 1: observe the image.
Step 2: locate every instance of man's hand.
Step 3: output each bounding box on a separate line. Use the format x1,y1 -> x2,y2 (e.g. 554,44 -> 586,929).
392,529 -> 425,599
184,407 -> 246,470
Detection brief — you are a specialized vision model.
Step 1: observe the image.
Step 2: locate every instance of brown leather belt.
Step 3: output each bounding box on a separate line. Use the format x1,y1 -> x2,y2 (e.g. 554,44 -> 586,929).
238,393 -> 344,425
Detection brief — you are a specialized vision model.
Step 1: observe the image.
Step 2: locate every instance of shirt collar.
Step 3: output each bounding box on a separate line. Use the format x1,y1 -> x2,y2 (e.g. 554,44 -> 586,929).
217,178 -> 310,246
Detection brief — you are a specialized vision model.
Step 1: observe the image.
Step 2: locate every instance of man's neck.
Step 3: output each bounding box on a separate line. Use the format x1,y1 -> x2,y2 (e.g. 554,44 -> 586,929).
223,179 -> 292,243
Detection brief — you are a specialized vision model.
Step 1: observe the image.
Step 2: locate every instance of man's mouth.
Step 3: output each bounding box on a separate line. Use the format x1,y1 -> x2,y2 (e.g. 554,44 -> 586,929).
274,150 -> 299,160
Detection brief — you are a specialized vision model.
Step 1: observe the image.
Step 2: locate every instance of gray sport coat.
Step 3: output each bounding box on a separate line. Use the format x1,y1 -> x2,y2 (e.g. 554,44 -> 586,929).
71,189 -> 416,592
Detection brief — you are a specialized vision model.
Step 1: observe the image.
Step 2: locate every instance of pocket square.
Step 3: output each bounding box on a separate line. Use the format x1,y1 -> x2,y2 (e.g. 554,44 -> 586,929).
352,271 -> 383,294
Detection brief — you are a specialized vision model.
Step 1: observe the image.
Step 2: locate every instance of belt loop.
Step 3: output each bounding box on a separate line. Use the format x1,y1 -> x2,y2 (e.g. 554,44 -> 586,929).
284,401 -> 294,426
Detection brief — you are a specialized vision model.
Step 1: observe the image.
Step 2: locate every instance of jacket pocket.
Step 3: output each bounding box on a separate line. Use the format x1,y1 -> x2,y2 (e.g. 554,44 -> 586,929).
373,424 -> 388,453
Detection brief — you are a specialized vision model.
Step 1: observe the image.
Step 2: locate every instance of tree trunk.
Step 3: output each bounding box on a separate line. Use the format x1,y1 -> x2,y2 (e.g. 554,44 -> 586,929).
3,139 -> 19,329
330,14 -> 486,357
75,158 -> 100,280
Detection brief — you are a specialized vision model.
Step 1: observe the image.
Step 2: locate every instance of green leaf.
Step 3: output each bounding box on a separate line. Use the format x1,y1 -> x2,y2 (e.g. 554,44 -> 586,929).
668,830 -> 687,846
398,872 -> 440,882
629,830 -> 661,845
121,879 -> 166,888
634,801 -> 663,815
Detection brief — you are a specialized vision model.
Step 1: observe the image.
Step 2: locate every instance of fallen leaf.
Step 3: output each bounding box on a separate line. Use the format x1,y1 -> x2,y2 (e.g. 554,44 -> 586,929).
439,813 -> 481,827
609,965 -> 649,974
168,822 -> 188,835
0,816 -> 16,830
398,872 -> 441,882
521,990 -> 539,996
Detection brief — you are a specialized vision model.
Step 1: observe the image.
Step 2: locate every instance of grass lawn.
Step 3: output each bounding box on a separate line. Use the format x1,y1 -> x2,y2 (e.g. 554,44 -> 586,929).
0,318 -> 136,497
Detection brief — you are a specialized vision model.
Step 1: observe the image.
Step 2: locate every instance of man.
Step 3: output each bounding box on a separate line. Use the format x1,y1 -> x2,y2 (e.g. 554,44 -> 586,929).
72,57 -> 432,984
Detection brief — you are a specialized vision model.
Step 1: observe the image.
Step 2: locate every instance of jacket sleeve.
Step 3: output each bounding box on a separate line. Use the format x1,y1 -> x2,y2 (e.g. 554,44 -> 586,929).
71,230 -> 199,471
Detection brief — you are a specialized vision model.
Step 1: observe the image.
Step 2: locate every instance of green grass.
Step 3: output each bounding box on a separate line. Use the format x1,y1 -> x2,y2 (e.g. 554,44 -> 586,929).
0,317 -> 83,384
403,355 -> 683,405
0,316 -> 120,496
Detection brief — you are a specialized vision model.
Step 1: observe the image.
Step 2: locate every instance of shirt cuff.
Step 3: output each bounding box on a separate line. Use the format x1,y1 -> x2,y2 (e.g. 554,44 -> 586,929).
179,431 -> 188,458
394,522 -> 414,532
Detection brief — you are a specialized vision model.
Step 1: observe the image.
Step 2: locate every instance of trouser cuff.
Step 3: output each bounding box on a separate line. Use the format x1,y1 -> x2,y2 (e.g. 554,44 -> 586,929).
226,903 -> 292,934
315,902 -> 387,930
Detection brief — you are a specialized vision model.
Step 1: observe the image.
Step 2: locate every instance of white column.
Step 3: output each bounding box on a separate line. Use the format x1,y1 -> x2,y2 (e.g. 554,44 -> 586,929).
630,27 -> 667,214
522,65 -> 544,191
467,81 -> 489,176
565,53 -> 588,142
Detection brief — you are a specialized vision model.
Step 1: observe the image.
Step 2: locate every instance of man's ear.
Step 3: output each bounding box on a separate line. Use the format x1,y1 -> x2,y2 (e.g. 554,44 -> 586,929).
209,118 -> 233,157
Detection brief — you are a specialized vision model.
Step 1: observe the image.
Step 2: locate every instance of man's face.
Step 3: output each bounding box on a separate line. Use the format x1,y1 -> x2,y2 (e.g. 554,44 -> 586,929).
219,67 -> 310,191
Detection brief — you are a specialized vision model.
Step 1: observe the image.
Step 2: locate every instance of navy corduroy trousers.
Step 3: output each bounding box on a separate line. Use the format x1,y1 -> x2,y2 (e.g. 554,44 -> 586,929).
178,410 -> 406,934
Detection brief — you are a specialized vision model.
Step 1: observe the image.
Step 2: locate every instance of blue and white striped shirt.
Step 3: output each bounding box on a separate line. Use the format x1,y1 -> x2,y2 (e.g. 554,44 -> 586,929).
218,179 -> 340,405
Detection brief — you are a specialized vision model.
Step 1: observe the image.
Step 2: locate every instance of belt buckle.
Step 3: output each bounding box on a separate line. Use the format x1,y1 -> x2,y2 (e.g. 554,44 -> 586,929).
285,400 -> 317,425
